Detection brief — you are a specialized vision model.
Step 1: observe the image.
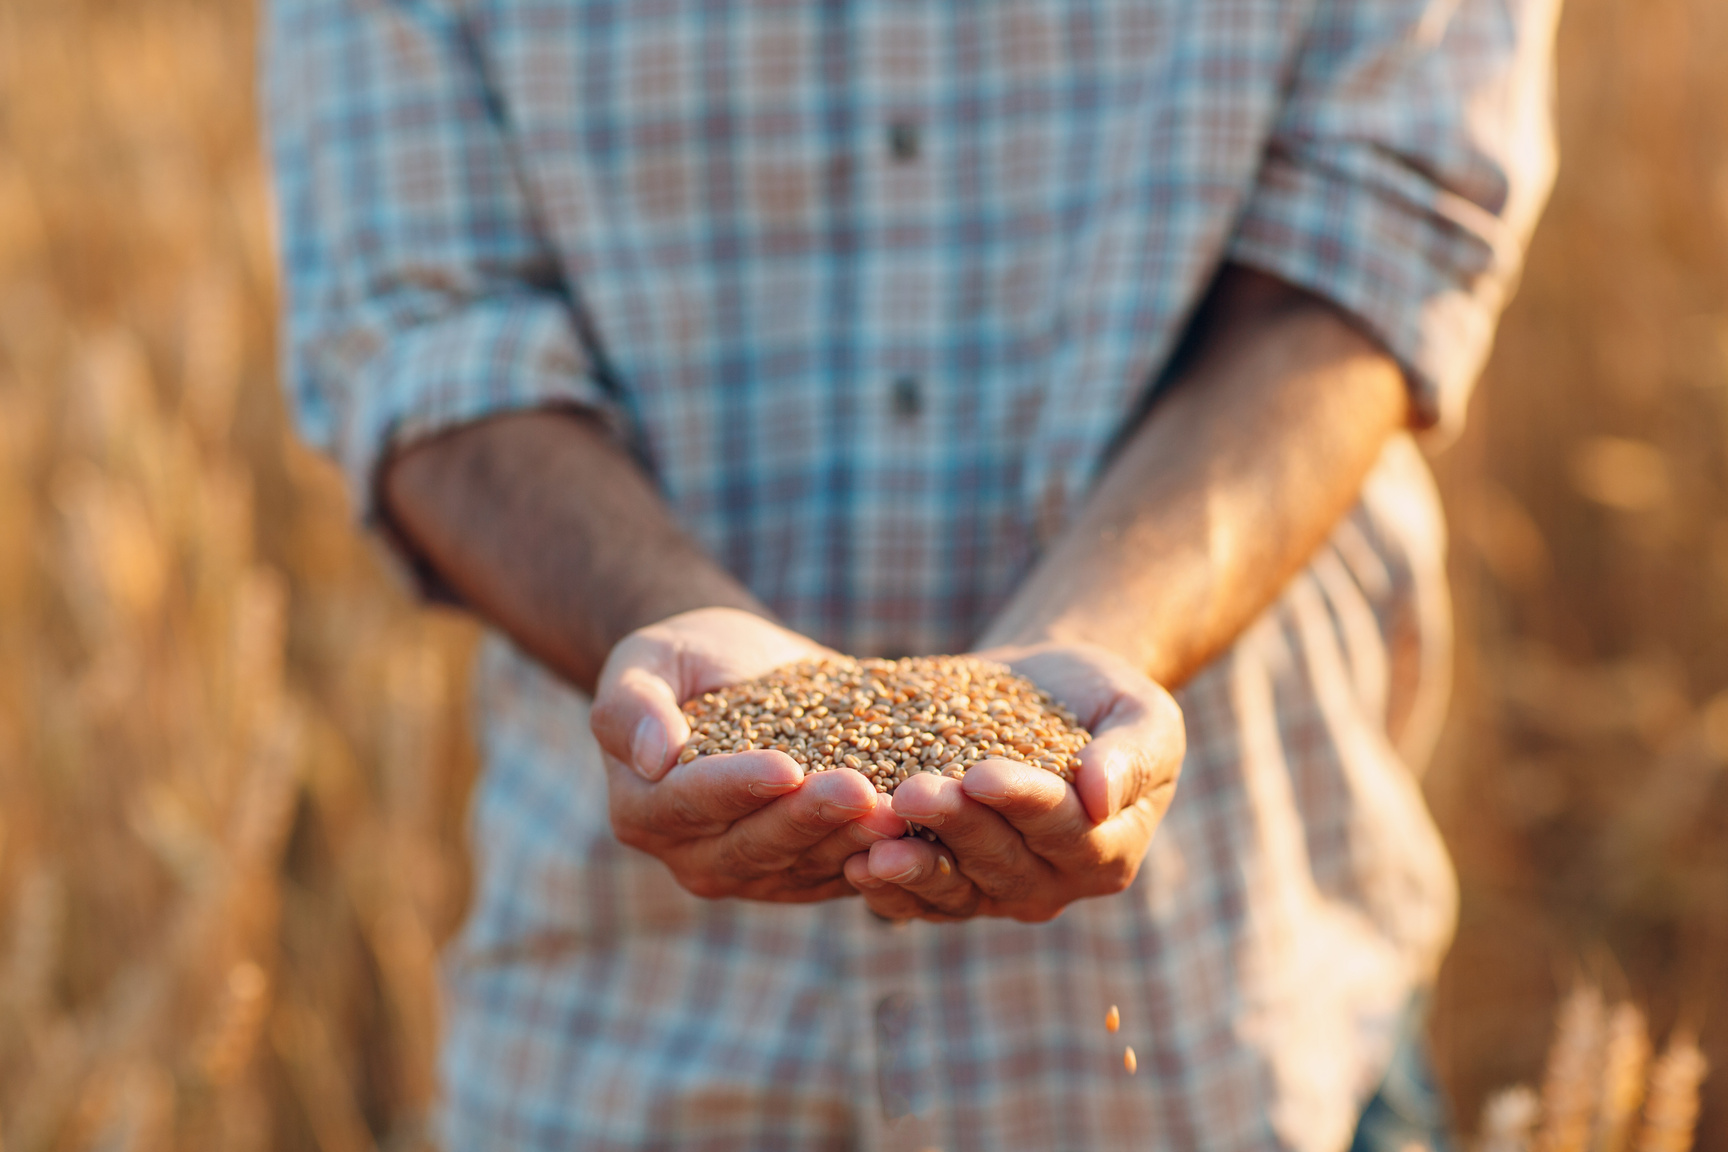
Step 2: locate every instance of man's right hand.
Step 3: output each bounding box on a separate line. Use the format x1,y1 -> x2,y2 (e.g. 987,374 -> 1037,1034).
590,607 -> 906,902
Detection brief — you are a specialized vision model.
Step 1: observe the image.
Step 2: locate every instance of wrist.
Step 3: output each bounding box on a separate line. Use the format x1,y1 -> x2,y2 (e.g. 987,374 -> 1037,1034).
599,573 -> 772,654
978,610 -> 1181,688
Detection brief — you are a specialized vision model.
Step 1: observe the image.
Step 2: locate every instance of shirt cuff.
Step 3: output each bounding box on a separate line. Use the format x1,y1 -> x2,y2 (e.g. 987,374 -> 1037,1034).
1226,150 -> 1513,440
315,294 -> 622,600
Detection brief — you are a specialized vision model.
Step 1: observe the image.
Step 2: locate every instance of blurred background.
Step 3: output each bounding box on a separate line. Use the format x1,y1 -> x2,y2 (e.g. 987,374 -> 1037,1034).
0,0 -> 1722,1148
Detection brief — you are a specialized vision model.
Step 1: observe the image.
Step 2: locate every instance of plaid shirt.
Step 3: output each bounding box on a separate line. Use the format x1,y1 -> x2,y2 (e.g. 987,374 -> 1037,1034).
268,1 -> 1555,1147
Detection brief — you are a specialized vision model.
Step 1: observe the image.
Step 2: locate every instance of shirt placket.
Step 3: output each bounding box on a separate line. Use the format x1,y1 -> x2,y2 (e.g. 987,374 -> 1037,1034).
842,13 -> 956,1148
847,0 -> 945,659
847,914 -> 948,1152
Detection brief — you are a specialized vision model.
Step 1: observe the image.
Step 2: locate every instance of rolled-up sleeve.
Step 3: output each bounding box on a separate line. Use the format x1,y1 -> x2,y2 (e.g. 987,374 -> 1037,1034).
266,0 -> 618,520
1228,0 -> 1560,436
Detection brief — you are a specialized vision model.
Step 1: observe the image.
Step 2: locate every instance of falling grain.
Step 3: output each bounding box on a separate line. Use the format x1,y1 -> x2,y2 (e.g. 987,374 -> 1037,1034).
1105,1005 -> 1120,1034
1123,1046 -> 1138,1075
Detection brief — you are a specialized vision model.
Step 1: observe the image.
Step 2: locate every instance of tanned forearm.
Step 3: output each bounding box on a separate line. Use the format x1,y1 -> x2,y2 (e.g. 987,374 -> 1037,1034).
381,411 -> 767,694
978,265 -> 1412,688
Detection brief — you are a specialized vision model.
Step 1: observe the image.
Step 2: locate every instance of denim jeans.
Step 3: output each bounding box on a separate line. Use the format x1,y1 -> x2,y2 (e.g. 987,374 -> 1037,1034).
1350,994 -> 1455,1152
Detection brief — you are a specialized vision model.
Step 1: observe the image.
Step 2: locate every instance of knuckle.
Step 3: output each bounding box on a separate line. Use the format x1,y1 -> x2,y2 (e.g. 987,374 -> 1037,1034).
781,807 -> 833,844
783,859 -> 836,889
1054,833 -> 1111,871
1012,898 -> 1066,923
733,876 -> 794,902
612,820 -> 654,852
1096,856 -> 1138,895
589,703 -> 631,759
974,868 -> 1037,906
864,891 -> 918,920
665,789 -> 723,838
935,890 -> 982,919
590,686 -> 628,723
608,800 -> 657,852
678,870 -> 732,900
966,840 -> 1022,880
718,834 -> 786,877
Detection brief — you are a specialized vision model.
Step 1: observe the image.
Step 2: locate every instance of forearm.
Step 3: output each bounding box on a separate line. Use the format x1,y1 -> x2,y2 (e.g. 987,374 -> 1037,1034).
979,267 -> 1411,688
381,410 -> 766,694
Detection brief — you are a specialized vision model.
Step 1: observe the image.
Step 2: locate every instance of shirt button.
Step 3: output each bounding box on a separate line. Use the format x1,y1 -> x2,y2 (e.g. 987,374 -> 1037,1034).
891,376 -> 923,419
887,120 -> 920,162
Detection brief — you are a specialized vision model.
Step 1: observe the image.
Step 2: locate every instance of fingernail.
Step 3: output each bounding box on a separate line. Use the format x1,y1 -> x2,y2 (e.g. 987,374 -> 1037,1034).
896,810 -> 944,827
885,863 -> 922,884
632,716 -> 667,779
747,779 -> 802,798
818,801 -> 873,823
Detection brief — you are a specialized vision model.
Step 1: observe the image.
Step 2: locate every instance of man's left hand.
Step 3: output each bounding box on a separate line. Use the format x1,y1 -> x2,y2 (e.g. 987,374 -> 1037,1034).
842,643 -> 1184,922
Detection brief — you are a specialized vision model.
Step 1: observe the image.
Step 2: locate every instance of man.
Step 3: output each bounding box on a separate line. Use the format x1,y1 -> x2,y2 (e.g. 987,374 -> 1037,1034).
269,1 -> 1556,1147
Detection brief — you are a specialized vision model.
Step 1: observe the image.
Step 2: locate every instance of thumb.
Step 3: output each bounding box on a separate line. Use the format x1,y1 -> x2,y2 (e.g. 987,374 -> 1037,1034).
1074,698 -> 1185,824
592,651 -> 692,782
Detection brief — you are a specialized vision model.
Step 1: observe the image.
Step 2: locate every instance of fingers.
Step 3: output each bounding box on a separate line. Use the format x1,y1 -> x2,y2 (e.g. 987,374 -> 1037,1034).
1072,689 -> 1184,825
843,854 -> 967,923
684,768 -> 897,878
959,756 -> 1167,897
734,873 -> 859,905
957,759 -> 1101,867
607,749 -> 803,844
782,802 -> 910,888
889,772 -> 1055,905
863,837 -> 982,919
592,610 -> 838,782
957,758 -> 1076,828
592,647 -> 690,781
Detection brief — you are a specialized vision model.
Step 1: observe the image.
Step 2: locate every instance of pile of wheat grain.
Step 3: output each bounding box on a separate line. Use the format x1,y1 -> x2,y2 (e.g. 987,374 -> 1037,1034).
679,655 -> 1090,793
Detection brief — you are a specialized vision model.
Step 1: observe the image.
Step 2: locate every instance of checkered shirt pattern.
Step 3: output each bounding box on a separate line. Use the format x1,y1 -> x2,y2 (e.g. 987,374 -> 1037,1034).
266,1 -> 1556,1147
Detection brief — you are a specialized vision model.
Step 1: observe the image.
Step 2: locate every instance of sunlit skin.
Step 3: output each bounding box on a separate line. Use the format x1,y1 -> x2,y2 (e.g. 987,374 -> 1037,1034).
383,264 -> 1412,922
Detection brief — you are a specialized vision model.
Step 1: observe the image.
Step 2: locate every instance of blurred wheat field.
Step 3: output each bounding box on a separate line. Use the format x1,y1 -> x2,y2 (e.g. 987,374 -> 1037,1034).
0,0 -> 1722,1149
1426,0 -> 1728,1142
0,1 -> 476,1147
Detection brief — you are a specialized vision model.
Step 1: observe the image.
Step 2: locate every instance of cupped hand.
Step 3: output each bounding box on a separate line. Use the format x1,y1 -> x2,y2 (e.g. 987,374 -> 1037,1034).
591,607 -> 905,901
842,642 -> 1184,922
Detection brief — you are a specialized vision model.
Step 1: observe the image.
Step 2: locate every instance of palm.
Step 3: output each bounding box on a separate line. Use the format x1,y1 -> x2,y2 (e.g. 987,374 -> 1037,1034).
591,608 -> 901,905
843,641 -> 1185,922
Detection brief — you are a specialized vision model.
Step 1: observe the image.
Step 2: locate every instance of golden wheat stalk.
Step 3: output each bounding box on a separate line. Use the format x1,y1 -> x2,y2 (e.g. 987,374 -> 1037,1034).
1635,1033 -> 1708,1152
1479,1085 -> 1542,1152
1593,1002 -> 1651,1152
1536,984 -> 1609,1152
192,961 -> 272,1088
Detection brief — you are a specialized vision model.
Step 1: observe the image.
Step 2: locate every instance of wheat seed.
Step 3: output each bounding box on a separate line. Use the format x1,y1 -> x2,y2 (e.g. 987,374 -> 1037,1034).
1123,1046 -> 1138,1074
679,655 -> 1090,793
1105,1005 -> 1121,1034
